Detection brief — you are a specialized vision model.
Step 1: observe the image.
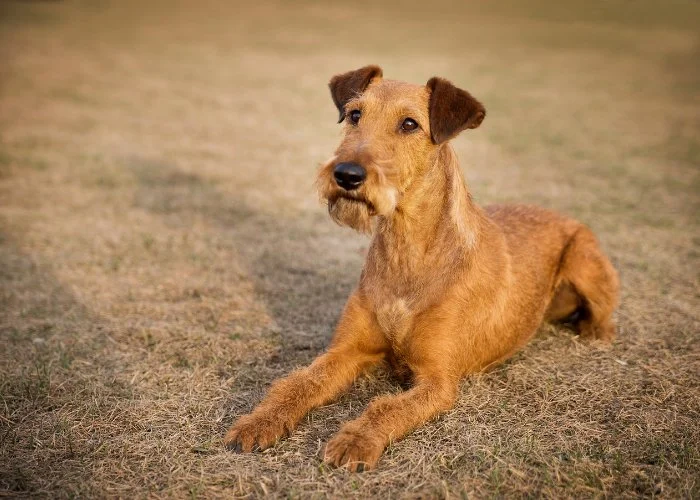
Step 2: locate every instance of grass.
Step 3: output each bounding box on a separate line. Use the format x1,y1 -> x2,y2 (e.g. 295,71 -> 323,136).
1,0 -> 698,497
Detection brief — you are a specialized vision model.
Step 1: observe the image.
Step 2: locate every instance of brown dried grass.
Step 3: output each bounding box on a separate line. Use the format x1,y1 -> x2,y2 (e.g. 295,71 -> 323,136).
1,0 -> 698,497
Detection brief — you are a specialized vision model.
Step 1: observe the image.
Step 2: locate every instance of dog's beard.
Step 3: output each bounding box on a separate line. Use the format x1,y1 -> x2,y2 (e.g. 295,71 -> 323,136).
328,195 -> 374,234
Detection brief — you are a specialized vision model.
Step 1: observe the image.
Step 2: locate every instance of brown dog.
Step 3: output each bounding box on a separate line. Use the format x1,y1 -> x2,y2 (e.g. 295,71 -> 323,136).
224,65 -> 620,471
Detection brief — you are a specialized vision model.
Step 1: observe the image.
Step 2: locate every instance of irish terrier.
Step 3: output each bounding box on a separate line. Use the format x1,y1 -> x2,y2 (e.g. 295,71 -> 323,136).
224,65 -> 620,471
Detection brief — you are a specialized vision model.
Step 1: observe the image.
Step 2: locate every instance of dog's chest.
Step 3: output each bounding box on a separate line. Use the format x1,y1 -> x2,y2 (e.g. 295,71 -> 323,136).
374,297 -> 413,348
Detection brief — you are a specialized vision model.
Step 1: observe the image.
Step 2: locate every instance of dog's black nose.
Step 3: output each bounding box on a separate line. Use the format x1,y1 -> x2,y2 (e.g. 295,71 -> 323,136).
333,162 -> 366,190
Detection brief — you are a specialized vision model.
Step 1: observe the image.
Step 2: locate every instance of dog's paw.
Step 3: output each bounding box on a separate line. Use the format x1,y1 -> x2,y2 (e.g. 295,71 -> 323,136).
579,319 -> 616,343
224,413 -> 289,452
323,429 -> 384,472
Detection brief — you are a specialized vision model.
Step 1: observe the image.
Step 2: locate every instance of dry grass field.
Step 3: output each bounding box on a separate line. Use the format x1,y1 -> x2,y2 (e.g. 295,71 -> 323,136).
1,0 -> 699,497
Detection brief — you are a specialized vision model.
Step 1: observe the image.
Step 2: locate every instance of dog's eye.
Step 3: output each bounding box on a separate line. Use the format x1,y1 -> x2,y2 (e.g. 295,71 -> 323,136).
401,118 -> 419,132
349,110 -> 361,124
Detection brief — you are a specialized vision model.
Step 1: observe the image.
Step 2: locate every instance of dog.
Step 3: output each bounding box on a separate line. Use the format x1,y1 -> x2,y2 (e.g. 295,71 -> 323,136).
224,65 -> 620,471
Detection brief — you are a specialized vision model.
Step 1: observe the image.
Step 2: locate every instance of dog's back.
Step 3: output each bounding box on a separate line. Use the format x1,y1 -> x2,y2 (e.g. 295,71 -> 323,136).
485,203 -> 579,298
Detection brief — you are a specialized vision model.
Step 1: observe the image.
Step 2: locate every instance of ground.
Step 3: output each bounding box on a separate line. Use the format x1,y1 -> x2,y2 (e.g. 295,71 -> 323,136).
0,0 -> 698,498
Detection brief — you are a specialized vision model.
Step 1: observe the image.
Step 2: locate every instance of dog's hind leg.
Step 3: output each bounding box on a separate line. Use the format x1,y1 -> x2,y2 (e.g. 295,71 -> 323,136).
555,226 -> 620,342
545,280 -> 583,325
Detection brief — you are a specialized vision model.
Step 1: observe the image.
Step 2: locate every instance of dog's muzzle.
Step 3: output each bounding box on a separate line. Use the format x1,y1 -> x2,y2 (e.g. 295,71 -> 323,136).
333,162 -> 366,191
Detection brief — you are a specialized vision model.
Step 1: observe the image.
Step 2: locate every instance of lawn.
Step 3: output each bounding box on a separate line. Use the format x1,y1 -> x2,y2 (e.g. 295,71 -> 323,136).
1,0 -> 698,497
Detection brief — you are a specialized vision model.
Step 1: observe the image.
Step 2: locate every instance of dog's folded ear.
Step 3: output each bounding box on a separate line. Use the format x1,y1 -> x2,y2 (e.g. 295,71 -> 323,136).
329,65 -> 383,123
426,77 -> 485,144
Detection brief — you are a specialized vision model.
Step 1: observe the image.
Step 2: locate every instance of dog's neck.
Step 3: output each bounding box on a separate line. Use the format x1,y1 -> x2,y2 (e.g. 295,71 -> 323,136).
372,145 -> 481,277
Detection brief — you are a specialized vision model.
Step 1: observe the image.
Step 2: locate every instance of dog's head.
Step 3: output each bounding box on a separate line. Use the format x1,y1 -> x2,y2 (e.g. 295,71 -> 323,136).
316,65 -> 485,233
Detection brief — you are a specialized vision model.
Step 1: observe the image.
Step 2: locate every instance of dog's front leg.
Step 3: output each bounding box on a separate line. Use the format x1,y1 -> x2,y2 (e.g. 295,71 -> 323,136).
324,373 -> 459,471
224,293 -> 385,452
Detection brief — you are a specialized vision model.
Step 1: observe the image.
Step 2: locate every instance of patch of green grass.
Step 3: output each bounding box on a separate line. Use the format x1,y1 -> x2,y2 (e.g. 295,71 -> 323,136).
49,87 -> 98,106
0,149 -> 48,172
18,358 -> 52,403
173,352 -> 191,369
0,3 -> 57,30
0,150 -> 12,167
